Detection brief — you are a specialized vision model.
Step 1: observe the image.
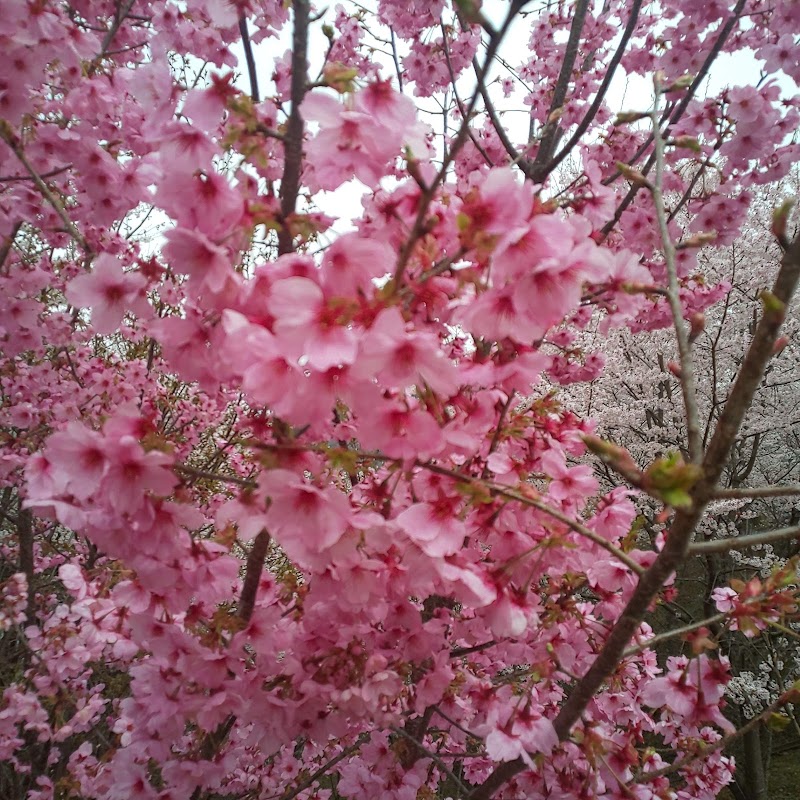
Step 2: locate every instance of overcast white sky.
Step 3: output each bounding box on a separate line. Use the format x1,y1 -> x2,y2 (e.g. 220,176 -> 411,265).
229,1 -> 794,232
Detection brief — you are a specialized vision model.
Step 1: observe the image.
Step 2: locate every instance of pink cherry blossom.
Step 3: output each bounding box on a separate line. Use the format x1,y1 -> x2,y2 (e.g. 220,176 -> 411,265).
66,254 -> 149,334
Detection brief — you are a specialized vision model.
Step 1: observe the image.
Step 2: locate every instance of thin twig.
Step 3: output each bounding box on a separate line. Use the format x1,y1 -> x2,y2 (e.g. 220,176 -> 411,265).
689,524 -> 800,555
634,688 -> 797,784
650,88 -> 702,462
277,733 -> 371,800
389,725 -> 472,796
544,0 -> 642,177
393,5 -> 525,286
623,612 -> 727,657
712,484 -> 800,500
175,464 -> 256,489
0,164 -> 72,182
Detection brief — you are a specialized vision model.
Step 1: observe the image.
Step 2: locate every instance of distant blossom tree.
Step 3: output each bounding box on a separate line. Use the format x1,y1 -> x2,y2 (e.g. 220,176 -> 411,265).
1,2 -> 800,800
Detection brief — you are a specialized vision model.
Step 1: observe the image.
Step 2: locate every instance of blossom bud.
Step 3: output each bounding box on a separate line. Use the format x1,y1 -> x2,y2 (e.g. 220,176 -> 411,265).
614,111 -> 649,125
662,74 -> 695,93
615,162 -> 652,189
772,335 -> 789,356
677,231 -> 716,249
771,198 -> 795,245
671,135 -> 702,152
323,64 -> 358,94
688,313 -> 705,343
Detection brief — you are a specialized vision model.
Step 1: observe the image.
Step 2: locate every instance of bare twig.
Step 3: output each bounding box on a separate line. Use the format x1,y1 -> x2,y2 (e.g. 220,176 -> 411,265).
712,484 -> 800,500
623,612 -> 727,657
689,524 -> 800,555
650,88 -> 702,462
389,725 -> 471,796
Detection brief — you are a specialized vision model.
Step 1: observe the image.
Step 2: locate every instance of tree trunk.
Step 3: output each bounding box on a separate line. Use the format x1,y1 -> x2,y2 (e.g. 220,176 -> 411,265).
741,724 -> 769,800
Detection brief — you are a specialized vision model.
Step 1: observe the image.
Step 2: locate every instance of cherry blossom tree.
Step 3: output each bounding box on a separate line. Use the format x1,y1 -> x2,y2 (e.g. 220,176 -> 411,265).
2,2 -> 800,800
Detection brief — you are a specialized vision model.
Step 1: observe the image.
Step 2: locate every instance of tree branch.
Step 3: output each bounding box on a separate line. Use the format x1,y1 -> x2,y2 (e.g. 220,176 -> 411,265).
689,524 -> 800,555
529,0 -> 590,183
712,484 -> 800,500
544,0 -> 642,177
277,733 -> 371,800
389,725 -> 471,796
393,6 -> 523,286
238,529 -> 271,623
277,0 -> 310,256
0,220 -> 22,270
633,686 -> 798,784
650,89 -> 702,462
623,611 -> 727,657
18,508 -> 35,625
0,126 -> 91,255
238,16 -> 260,102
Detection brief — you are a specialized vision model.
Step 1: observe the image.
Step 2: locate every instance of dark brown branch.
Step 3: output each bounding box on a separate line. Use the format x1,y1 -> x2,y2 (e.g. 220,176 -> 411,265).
191,528 -> 272,791
0,127 -> 91,254
175,463 -> 256,489
599,0 -> 746,237
529,0 -> 590,183
0,164 -> 72,183
389,28 -> 404,93
665,0 -> 747,128
237,529 -> 271,623
450,640 -> 497,658
389,725 -> 471,795
238,16 -> 260,102
472,55 -> 527,171
98,0 -> 139,60
544,0 -> 642,177
393,6 -> 525,285
442,25 -> 494,167
277,0 -> 310,256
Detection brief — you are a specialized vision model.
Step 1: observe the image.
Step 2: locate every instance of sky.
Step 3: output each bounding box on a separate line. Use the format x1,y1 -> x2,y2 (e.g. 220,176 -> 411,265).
225,1 -> 791,233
